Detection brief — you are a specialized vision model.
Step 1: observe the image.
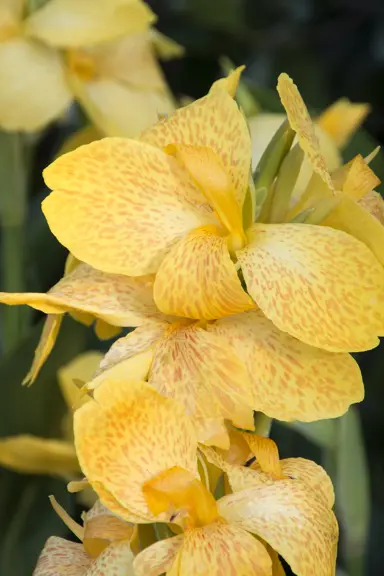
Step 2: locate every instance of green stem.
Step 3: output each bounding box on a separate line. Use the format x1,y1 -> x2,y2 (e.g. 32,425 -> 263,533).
0,131 -> 28,352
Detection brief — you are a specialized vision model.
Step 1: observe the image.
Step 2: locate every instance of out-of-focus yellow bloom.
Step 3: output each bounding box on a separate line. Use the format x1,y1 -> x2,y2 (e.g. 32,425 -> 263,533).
34,498 -> 136,575
74,379 -> 338,576
0,0 -> 177,133
40,70 -> 384,353
0,351 -> 100,484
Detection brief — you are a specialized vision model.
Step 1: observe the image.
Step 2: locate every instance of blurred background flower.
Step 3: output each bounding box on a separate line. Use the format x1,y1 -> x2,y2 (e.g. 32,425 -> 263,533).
0,1 -> 383,575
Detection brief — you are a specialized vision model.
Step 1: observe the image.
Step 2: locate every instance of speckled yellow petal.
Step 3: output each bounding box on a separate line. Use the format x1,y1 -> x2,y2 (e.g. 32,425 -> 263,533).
210,310 -> 364,420
332,154 -> 380,201
359,191 -> 384,224
170,521 -> 272,576
0,435 -> 79,478
277,73 -> 334,193
83,501 -> 134,558
154,226 -> 254,319
34,536 -> 91,576
140,82 -> 251,208
237,224 -> 384,352
58,351 -> 102,409
0,37 -> 71,132
85,539 -> 135,575
43,138 -> 215,276
218,482 -> 338,576
323,194 -> 384,267
74,379 -> 198,522
25,0 -> 155,48
274,458 -> 335,508
0,264 -> 159,326
134,535 -> 183,576
318,98 -> 370,148
76,78 -> 175,138
149,322 -> 255,442
241,434 -> 283,479
21,314 -> 62,386
88,323 -> 166,390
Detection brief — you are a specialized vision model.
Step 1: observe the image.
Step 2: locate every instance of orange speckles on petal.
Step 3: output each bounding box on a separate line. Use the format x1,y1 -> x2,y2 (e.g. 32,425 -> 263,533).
237,224 -> 384,352
154,226 -> 255,319
133,535 -> 183,576
33,536 -> 91,576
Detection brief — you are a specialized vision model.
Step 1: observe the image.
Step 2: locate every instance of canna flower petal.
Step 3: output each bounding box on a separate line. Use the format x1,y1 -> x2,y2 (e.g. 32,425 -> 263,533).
25,0 -> 155,48
85,540 -> 135,575
43,139 -> 215,276
58,351 -> 103,409
23,314 -> 62,386
276,73 -> 334,193
34,537 -> 91,576
154,226 -> 255,319
133,535 -> 183,576
210,310 -> 364,420
148,322 -> 255,444
359,190 -> 384,224
237,224 -> 384,352
140,71 -> 252,209
0,38 -> 71,131
167,521 -> 272,576
0,435 -> 79,478
0,263 -> 159,327
218,481 -> 338,576
317,98 -> 370,148
74,379 -> 198,522
83,500 -> 135,558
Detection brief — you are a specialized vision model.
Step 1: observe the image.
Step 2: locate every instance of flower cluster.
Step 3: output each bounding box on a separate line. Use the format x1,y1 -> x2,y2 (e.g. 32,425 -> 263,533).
1,67 -> 383,575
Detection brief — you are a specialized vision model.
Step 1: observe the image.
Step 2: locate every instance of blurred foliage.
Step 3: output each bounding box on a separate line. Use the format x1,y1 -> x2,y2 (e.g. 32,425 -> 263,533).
1,0 -> 384,574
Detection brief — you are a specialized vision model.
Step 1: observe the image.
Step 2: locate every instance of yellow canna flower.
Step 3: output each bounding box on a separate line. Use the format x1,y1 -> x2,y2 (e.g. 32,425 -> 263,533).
40,69 -> 384,354
34,497 -> 136,575
0,351 -> 100,485
74,379 -> 338,576
0,0 -> 177,134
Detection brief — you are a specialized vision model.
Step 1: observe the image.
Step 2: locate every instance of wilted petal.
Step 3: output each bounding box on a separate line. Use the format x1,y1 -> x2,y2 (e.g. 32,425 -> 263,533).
0,435 -> 79,478
134,535 -> 183,576
149,322 -> 255,444
170,521 -> 272,576
0,264 -> 159,326
43,139 -> 215,275
218,481 -> 338,576
318,98 -> 370,148
34,536 -> 90,576
85,540 -> 135,575
237,224 -> 384,352
154,226 -> 254,319
277,73 -> 334,192
0,37 -> 71,131
210,310 -> 364,420
140,74 -> 251,209
25,0 -> 155,48
74,379 -> 198,522
22,314 -> 62,386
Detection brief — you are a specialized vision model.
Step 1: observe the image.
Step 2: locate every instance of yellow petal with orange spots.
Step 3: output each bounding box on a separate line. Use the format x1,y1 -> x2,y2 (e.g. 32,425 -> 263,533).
43,138 -> 215,276
210,310 -> 364,420
143,466 -> 219,528
218,481 -> 338,576
74,379 -> 198,522
277,73 -> 334,193
241,434 -> 284,479
83,501 -> 134,558
21,314 -> 62,386
25,0 -> 155,48
359,191 -> 384,225
318,98 -> 370,148
332,154 -> 380,201
148,322 -> 255,443
140,82 -> 251,209
237,224 -> 384,352
58,351 -> 102,409
86,539 -> 135,575
323,194 -> 384,267
0,264 -> 159,327
154,226 -> 254,319
0,435 -> 80,479
134,535 -> 183,576
34,536 -> 91,576
169,521 -> 272,576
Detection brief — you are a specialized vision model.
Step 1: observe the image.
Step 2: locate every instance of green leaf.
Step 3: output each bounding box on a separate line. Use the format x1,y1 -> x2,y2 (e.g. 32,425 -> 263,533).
280,419 -> 337,450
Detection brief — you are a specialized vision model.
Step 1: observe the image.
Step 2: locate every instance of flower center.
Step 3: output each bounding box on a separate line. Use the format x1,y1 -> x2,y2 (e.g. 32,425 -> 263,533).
143,466 -> 219,530
165,144 -> 247,251
66,49 -> 97,82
